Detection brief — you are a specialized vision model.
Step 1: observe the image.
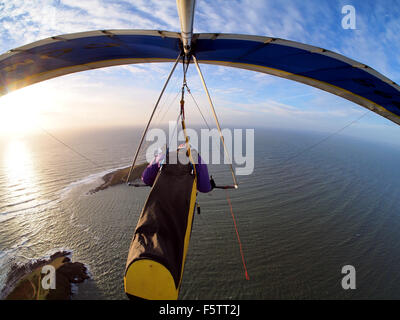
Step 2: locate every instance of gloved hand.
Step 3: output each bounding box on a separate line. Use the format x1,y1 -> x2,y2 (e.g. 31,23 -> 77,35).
210,176 -> 216,190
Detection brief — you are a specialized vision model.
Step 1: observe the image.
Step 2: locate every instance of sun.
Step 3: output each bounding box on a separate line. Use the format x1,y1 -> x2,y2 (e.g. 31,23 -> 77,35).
0,85 -> 52,136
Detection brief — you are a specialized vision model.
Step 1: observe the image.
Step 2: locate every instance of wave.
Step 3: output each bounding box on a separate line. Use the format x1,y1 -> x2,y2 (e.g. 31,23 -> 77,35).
0,165 -> 129,221
0,198 -> 37,211
0,236 -> 35,295
0,198 -> 60,219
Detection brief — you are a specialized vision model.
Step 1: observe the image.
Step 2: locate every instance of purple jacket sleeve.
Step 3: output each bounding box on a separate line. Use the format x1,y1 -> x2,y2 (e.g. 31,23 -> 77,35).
196,154 -> 212,193
142,154 -> 164,186
142,153 -> 212,193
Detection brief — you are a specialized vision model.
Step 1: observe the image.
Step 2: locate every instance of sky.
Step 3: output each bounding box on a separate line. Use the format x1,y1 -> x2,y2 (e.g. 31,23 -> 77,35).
0,0 -> 400,146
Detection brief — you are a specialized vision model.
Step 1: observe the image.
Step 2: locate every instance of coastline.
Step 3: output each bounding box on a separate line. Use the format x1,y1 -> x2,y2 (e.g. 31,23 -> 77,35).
89,162 -> 148,193
2,250 -> 90,300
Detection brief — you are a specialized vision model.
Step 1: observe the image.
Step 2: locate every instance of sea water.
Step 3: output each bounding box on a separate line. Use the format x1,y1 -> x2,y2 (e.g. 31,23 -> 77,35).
1,127 -> 400,299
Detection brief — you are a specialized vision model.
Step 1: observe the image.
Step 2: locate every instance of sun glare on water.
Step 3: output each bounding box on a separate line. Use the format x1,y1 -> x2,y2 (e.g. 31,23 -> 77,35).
3,139 -> 36,185
1,138 -> 40,215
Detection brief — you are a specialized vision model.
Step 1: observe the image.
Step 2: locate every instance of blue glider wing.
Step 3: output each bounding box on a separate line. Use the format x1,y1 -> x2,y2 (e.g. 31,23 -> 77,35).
0,30 -> 181,96
194,33 -> 400,125
1,30 -> 399,125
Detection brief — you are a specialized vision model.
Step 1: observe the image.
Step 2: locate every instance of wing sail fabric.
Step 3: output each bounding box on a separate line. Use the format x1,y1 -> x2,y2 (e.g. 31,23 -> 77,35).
193,34 -> 400,125
1,30 -> 399,125
0,30 -> 181,95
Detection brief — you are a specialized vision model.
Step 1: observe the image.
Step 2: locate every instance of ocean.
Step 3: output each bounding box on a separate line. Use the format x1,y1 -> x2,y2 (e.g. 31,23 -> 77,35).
1,126 -> 400,299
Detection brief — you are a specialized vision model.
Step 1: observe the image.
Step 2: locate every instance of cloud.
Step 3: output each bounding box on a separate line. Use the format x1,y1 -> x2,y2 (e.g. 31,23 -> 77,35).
0,0 -> 398,136
0,0 -> 179,51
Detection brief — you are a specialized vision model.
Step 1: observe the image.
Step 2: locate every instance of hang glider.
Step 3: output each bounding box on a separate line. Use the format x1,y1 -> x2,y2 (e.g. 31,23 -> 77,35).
2,0 -> 399,301
1,30 -> 400,125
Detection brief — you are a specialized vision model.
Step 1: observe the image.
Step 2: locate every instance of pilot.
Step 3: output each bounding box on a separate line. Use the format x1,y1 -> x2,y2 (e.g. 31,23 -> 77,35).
142,144 -> 212,193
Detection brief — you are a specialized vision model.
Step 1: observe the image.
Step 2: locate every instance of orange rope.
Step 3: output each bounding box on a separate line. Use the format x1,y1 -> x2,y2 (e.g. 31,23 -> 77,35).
225,190 -> 250,280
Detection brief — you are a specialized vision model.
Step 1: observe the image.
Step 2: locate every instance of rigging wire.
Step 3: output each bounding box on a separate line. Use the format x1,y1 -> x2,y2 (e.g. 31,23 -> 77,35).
168,113 -> 181,148
138,71 -> 183,162
192,55 -> 238,188
153,69 -> 182,126
126,53 -> 182,183
182,56 -> 247,280
139,90 -> 181,160
154,90 -> 181,127
179,54 -> 197,175
186,85 -> 212,130
282,110 -> 370,164
39,126 -> 104,170
39,71 -> 180,175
